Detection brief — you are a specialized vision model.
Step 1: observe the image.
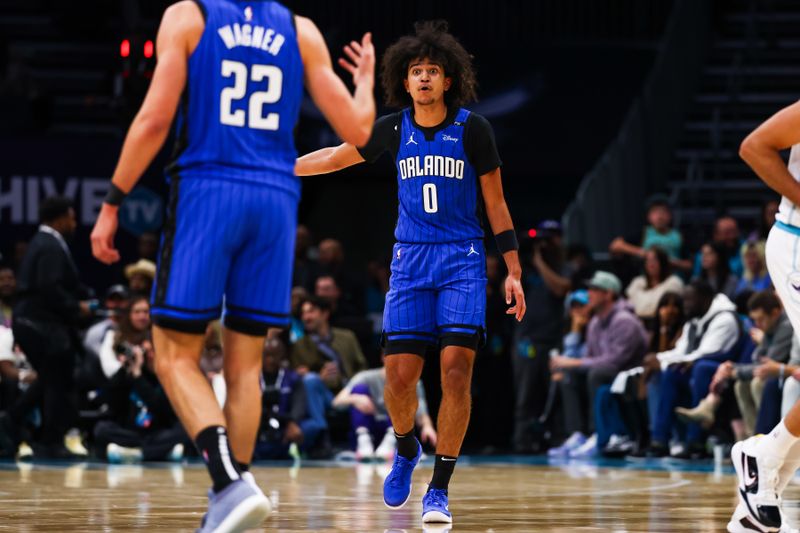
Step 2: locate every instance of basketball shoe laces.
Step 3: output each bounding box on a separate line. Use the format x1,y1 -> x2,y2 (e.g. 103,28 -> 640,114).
426,488 -> 448,508
387,453 -> 414,488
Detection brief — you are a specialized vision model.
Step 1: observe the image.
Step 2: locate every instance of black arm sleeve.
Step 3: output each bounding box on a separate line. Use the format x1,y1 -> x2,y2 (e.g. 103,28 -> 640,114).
464,113 -> 502,176
355,113 -> 401,163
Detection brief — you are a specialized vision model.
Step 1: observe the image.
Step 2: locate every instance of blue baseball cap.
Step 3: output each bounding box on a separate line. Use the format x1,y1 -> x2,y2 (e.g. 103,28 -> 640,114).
567,289 -> 590,307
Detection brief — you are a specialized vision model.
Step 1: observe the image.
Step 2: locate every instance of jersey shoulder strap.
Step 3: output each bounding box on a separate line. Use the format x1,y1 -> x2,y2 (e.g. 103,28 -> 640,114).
454,107 -> 470,126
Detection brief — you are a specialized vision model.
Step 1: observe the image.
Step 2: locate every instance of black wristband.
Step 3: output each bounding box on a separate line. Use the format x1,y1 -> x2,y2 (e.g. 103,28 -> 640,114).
494,229 -> 519,254
104,183 -> 127,206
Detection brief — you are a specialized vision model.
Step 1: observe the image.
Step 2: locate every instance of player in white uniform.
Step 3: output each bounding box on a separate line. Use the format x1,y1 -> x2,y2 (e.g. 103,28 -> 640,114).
731,102 -> 800,533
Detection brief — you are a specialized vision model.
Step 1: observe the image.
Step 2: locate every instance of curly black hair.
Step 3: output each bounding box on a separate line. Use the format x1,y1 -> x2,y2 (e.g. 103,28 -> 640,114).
380,20 -> 477,108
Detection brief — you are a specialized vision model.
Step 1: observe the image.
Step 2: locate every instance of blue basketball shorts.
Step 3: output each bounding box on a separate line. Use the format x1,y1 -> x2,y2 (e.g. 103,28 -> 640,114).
382,240 -> 487,356
150,176 -> 298,336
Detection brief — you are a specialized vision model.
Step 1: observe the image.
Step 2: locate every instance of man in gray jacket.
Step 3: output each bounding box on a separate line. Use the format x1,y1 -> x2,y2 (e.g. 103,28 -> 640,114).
734,291 -> 793,434
550,271 -> 648,457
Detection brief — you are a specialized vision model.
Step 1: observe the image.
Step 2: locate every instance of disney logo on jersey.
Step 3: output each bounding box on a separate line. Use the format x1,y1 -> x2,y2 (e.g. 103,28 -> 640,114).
399,155 -> 465,180
442,134 -> 459,142
217,23 -> 286,56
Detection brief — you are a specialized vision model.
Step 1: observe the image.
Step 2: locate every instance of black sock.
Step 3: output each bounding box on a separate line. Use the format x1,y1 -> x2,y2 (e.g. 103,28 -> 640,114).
194,426 -> 241,493
237,461 -> 250,473
429,454 -> 457,491
395,429 -> 418,460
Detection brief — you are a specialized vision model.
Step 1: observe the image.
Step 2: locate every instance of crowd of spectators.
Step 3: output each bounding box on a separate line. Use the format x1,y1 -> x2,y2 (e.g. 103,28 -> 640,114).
0,194 -> 791,464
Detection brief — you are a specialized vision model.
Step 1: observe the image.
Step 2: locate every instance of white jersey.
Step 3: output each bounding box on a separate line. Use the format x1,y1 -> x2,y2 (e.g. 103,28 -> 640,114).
776,143 -> 800,227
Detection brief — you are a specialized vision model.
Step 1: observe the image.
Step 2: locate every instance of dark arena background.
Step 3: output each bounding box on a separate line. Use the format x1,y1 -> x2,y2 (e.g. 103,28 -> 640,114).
0,0 -> 798,531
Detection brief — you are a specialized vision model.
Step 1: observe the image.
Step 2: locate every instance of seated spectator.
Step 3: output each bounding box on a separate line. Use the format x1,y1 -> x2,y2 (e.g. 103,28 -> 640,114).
536,290 -> 590,439
291,297 -> 368,455
316,275 -> 375,364
695,242 -> 739,299
254,338 -> 321,459
735,241 -> 771,296
548,271 -> 648,458
0,324 -> 37,458
288,286 -> 309,344
648,292 -> 686,354
0,265 -> 15,327
562,290 -> 590,360
609,195 -> 687,269
98,296 -> 152,380
291,296 -> 367,392
675,290 -> 791,436
608,291 -> 686,457
692,216 -> 744,278
124,259 -> 156,297
333,358 -> 437,461
83,285 -> 129,374
625,247 -> 684,326
641,280 -> 742,459
94,336 -> 188,463
316,274 -> 359,320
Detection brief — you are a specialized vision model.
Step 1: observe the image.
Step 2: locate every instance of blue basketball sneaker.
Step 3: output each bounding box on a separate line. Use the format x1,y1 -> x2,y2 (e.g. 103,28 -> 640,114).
197,479 -> 271,533
422,488 -> 452,524
383,439 -> 422,508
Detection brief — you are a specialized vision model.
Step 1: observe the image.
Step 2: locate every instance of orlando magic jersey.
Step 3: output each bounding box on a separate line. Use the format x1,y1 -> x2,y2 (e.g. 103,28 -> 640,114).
395,108 -> 483,243
169,0 -> 303,197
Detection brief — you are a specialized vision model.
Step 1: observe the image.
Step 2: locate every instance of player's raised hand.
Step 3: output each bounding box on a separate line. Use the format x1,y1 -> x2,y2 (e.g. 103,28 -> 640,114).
91,204 -> 121,265
505,275 -> 526,322
338,32 -> 375,88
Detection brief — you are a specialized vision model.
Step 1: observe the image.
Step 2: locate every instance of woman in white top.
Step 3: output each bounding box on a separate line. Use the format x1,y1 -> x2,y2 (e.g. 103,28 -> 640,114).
625,247 -> 684,325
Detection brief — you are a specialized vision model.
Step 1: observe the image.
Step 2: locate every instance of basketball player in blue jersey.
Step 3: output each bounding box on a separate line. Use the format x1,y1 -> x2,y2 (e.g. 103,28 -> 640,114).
296,21 -> 525,525
90,1 -> 375,531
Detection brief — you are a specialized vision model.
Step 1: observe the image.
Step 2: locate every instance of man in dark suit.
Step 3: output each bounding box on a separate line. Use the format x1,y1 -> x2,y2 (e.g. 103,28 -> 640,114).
8,196 -> 94,458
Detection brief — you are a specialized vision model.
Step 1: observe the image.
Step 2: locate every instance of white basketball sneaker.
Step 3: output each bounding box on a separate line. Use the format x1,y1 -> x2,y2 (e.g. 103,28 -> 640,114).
374,429 -> 397,462
730,437 -> 783,532
728,502 -> 799,533
356,428 -> 375,461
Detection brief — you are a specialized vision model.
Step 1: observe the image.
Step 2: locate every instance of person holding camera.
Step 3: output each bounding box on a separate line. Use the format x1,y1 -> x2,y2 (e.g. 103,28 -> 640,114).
254,338 -> 317,460
94,296 -> 188,462
512,220 -> 573,453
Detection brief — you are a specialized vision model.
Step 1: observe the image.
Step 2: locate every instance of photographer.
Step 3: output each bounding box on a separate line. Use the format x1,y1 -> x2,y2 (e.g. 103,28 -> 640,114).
94,297 -> 188,462
254,338 -> 318,459
512,220 -> 572,453
98,296 -> 150,380
81,285 -> 130,391
84,285 -> 129,361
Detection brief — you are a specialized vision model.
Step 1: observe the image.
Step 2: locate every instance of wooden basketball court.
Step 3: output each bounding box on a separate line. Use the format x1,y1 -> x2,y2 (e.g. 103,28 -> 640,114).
0,457 -> 789,531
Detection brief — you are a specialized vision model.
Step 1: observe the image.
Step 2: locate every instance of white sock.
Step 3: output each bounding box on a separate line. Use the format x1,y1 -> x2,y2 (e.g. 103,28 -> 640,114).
757,420 -> 800,459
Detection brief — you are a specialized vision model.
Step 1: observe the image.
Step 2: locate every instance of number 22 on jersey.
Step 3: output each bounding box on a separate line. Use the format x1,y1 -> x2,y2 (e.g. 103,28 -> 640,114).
219,59 -> 282,130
